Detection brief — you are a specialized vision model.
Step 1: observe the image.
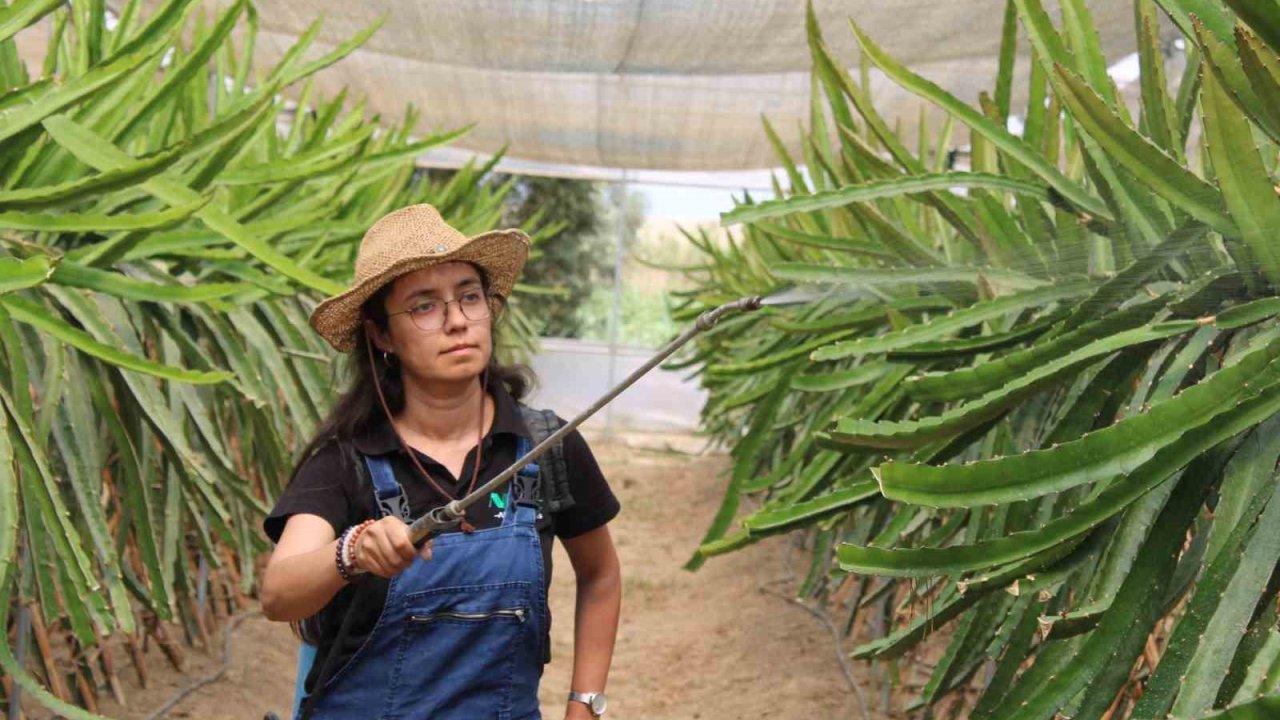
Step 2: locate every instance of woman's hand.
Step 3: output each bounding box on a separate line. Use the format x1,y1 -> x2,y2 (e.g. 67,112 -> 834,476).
355,517 -> 434,578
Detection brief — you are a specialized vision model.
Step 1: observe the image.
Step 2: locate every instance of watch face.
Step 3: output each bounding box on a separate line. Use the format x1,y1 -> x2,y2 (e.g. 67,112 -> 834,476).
590,694 -> 608,714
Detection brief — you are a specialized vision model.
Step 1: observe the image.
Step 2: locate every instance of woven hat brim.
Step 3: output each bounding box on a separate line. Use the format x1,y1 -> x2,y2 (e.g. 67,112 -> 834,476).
309,228 -> 530,352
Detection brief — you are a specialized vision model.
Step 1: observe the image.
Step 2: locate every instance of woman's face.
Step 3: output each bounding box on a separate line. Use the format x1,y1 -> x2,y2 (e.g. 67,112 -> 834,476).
369,262 -> 493,386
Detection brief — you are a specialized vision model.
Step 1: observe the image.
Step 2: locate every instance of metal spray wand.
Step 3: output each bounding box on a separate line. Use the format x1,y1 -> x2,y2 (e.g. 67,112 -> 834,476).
408,295 -> 764,543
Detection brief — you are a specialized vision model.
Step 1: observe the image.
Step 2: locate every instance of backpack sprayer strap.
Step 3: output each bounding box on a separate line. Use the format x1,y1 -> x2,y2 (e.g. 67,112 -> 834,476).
511,435 -> 541,507
518,406 -> 575,513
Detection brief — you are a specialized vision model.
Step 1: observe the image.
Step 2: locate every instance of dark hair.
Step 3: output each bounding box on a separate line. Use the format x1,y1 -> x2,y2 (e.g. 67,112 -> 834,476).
286,263 -> 533,642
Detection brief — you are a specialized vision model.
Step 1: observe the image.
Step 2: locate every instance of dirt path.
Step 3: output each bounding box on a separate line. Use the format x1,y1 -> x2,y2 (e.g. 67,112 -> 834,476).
89,437 -> 870,720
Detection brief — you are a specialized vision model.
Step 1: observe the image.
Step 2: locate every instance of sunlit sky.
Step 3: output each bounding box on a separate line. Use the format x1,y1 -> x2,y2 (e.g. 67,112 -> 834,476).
633,183 -> 775,222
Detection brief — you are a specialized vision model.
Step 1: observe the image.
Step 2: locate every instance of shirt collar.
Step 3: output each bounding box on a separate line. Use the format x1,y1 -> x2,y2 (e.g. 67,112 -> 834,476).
351,376 -> 530,456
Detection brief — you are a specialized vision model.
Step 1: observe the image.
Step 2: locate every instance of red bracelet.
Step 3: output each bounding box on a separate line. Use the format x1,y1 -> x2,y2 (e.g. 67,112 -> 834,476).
347,519 -> 375,574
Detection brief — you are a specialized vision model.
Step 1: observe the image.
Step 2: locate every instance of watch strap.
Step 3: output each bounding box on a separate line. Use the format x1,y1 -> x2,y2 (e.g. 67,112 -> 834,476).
567,690 -> 606,716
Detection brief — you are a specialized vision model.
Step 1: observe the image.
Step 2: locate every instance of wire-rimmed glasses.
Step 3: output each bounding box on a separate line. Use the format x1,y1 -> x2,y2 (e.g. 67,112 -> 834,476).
387,290 -> 497,332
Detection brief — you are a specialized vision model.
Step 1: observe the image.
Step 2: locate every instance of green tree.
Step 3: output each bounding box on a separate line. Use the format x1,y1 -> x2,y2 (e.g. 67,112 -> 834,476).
496,176 -> 647,339
416,171 -> 650,339
497,175 -> 613,337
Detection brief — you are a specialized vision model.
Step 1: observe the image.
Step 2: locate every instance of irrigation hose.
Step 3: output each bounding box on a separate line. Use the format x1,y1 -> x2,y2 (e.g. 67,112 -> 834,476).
143,610 -> 262,720
757,584 -> 871,720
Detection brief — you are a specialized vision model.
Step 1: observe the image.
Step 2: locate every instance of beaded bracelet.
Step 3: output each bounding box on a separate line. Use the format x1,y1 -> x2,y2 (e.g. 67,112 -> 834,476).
346,519 -> 375,576
340,527 -> 356,575
335,526 -> 357,583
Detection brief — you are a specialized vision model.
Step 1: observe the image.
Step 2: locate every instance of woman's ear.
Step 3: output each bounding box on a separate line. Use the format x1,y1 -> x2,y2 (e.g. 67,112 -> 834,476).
363,320 -> 393,354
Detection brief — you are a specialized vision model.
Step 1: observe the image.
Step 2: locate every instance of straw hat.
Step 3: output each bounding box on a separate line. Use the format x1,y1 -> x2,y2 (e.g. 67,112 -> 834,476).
309,203 -> 530,352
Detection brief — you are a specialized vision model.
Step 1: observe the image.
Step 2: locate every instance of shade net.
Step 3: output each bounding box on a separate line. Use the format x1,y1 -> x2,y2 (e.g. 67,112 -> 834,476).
141,0 -> 1141,171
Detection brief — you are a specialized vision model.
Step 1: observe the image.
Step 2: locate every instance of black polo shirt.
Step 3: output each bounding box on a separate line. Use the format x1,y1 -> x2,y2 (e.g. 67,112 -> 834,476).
263,379 -> 620,696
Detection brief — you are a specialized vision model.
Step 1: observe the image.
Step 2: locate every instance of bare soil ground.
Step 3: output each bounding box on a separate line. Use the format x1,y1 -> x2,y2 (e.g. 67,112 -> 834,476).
75,436 -> 885,720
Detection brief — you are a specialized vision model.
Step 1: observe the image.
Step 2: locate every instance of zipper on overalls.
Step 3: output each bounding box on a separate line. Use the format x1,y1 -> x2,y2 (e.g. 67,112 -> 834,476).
407,607 -> 527,624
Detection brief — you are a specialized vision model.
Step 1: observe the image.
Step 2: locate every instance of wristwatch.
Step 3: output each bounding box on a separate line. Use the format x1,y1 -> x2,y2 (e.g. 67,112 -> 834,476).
567,690 -> 608,717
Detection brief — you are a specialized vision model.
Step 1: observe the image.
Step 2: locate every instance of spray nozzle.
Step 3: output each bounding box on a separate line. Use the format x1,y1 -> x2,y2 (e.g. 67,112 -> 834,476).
694,295 -> 765,331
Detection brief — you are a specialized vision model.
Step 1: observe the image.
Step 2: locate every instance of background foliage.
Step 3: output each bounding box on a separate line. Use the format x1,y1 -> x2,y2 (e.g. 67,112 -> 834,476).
496,174 -> 612,337
496,174 -> 649,341
679,0 -> 1280,717
0,1 -> 550,715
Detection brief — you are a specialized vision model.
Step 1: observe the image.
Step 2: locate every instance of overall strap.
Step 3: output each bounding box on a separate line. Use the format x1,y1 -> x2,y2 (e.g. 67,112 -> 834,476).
364,454 -> 411,521
517,405 -> 576,513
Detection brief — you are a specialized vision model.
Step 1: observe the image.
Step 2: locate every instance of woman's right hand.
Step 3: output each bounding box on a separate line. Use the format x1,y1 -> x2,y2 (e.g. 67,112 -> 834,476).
355,516 -> 434,578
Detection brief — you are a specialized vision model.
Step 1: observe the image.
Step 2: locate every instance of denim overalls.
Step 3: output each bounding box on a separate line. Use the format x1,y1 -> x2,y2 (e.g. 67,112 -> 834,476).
297,437 -> 548,720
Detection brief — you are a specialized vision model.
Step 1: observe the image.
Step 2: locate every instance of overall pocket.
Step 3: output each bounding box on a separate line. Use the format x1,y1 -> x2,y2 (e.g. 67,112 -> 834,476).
387,582 -> 536,720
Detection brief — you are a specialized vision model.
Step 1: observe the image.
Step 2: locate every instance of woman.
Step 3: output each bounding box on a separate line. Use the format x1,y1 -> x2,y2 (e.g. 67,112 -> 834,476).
260,204 -> 621,720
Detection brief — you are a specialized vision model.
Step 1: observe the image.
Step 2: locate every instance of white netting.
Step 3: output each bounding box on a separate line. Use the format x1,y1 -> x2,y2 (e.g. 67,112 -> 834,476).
141,0 -> 1142,171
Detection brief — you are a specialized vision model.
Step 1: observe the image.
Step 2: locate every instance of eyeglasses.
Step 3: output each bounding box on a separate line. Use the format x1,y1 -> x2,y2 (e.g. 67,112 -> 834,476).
387,290 -> 496,332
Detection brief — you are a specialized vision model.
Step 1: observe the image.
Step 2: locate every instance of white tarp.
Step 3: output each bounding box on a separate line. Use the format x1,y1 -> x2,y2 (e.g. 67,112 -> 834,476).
136,0 -> 1142,171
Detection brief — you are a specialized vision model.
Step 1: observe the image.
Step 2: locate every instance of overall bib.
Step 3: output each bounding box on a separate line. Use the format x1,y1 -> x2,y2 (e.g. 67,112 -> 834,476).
302,438 -> 548,720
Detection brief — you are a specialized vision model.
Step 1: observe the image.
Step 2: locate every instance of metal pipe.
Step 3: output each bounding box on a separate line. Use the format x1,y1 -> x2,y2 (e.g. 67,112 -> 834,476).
408,294 -> 763,543
604,176 -> 628,438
